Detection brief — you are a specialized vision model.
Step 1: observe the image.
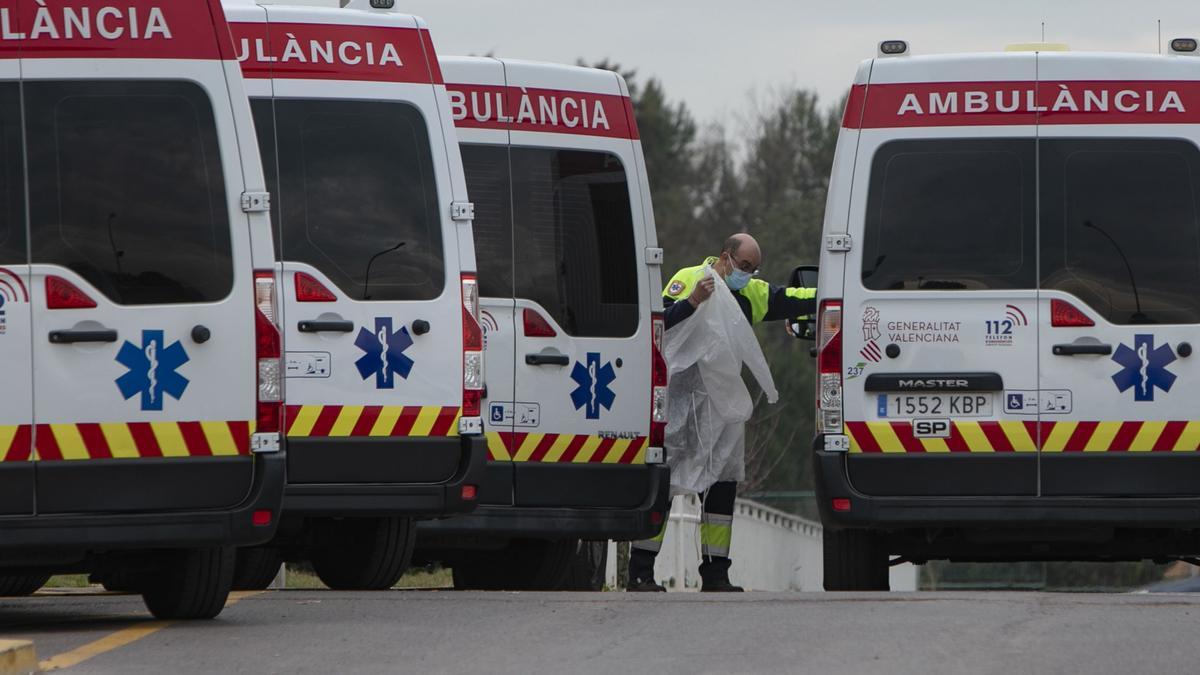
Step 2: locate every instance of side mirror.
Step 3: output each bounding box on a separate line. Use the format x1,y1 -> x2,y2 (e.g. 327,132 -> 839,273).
787,264 -> 819,341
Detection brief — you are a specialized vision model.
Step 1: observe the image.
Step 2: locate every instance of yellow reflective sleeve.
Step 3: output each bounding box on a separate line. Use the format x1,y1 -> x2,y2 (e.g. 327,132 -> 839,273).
741,279 -> 771,324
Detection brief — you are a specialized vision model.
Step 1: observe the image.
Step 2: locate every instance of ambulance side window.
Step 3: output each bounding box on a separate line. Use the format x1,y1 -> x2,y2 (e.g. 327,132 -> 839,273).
461,144 -> 514,298
250,98 -> 281,257
861,139 -> 1036,291
25,81 -> 232,305
511,148 -> 639,338
270,99 -> 444,301
1040,139 -> 1200,325
0,84 -> 23,265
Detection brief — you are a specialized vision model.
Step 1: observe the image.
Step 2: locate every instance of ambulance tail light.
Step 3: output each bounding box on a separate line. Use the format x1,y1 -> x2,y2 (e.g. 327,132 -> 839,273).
649,312 -> 667,455
461,274 -> 484,426
1051,299 -> 1094,327
45,276 -> 97,309
816,300 -> 843,435
254,271 -> 282,437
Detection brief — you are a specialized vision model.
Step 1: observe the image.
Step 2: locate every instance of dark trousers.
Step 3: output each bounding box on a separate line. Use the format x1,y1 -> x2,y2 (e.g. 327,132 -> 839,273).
629,481 -> 736,584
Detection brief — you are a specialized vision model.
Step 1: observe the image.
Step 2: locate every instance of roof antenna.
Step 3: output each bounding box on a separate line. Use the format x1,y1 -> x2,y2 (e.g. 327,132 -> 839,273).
1041,21 -> 1045,42
1158,19 -> 1162,54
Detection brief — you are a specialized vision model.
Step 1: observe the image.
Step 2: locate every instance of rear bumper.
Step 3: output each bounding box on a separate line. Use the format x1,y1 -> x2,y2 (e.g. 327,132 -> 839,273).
0,452 -> 285,553
418,463 -> 670,541
282,434 -> 487,517
815,446 -> 1200,529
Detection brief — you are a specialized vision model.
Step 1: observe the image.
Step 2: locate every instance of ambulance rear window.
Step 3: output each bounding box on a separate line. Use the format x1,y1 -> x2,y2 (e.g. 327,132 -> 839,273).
460,144 -> 514,299
262,99 -> 444,302
861,139 -> 1036,291
511,148 -> 639,338
0,84 -> 22,265
1040,138 -> 1200,325
26,81 -> 232,305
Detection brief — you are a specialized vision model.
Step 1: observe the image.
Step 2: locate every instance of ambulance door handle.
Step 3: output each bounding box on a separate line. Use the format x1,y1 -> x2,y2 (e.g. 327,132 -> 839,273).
1052,343 -> 1112,356
298,320 -> 354,334
48,329 -> 118,344
526,351 -> 570,367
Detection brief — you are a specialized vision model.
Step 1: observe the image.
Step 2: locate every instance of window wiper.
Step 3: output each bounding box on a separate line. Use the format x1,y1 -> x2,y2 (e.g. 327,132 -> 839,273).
362,241 -> 406,300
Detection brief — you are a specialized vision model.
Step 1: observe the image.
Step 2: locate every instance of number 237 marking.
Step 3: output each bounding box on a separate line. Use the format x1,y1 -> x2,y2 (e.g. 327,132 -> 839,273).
846,364 -> 865,378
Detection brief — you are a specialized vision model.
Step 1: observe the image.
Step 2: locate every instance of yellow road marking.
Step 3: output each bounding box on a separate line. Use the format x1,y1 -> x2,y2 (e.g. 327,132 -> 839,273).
38,590 -> 264,671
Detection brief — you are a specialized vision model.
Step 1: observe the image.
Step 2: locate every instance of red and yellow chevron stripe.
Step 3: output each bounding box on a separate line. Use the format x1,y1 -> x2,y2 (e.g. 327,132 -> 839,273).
0,421 -> 253,461
285,405 -> 461,438
847,420 -> 1200,453
486,431 -> 647,464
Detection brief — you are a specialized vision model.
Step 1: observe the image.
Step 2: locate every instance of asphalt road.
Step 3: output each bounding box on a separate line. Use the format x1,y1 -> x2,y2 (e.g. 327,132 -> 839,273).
3,588 -> 1200,674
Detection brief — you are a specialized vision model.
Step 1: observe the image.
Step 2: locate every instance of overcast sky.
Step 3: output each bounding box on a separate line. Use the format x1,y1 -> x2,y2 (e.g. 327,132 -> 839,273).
384,0 -> 1194,125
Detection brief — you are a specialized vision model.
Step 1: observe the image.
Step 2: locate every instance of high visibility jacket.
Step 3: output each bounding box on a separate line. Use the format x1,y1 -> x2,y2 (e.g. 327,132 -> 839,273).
662,256 -> 817,330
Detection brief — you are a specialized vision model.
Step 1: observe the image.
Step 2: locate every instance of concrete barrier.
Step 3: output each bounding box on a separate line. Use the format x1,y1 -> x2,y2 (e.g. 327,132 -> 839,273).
617,496 -> 917,591
0,639 -> 37,674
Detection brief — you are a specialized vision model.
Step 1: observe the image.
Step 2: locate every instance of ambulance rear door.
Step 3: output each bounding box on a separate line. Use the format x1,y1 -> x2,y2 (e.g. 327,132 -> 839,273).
27,0 -> 260,513
503,63 -> 650,508
0,30 -> 31,515
1034,54 -> 1200,494
840,55 -> 1041,496
248,6 -> 466,485
442,56 -> 517,505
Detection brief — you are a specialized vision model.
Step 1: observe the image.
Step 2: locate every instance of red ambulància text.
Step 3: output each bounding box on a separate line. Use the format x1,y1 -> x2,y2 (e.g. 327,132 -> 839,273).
235,34 -> 404,68
897,86 -> 1186,116
449,89 -> 612,131
1,1 -> 172,41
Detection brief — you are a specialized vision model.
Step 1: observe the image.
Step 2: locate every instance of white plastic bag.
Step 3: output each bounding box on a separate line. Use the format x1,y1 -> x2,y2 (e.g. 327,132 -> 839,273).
662,266 -> 777,495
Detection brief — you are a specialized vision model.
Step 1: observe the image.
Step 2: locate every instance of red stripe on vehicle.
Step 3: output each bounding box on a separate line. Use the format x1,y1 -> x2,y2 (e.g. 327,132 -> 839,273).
390,407 -> 421,437
1109,421 -> 1143,452
590,438 -> 617,463
842,83 -> 869,129
352,406 -> 382,437
845,80 -> 1200,129
846,422 -> 881,453
1157,421 -> 1187,452
558,435 -> 588,463
179,421 -> 212,457
1038,421 -> 1056,449
890,422 -> 924,453
945,424 -> 970,453
419,29 -> 444,84
1063,421 -> 1099,452
34,425 -> 62,461
284,405 -> 303,435
446,84 -> 639,140
527,434 -> 558,463
309,406 -> 342,437
7,425 -> 32,462
619,436 -> 647,464
3,0 -> 230,61
979,421 -> 1014,452
430,407 -> 459,437
76,423 -> 112,460
128,422 -> 162,458
230,22 -> 438,85
228,421 -> 252,455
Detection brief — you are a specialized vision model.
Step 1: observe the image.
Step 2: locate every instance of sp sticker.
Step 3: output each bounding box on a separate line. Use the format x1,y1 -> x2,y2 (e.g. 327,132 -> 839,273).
354,318 -> 414,389
913,419 -> 951,438
115,330 -> 190,411
570,352 -> 616,420
1112,334 -> 1176,402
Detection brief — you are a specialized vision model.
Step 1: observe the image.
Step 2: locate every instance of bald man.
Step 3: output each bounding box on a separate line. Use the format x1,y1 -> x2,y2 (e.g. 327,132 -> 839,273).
628,233 -> 817,592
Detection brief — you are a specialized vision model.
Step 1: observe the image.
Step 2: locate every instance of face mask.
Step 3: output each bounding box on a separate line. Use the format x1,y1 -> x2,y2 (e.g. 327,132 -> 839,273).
725,268 -> 752,291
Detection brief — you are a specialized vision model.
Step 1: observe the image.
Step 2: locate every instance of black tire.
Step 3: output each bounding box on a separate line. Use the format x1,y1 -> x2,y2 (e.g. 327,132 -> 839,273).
140,547 -> 235,620
310,517 -> 415,591
232,548 -> 282,591
823,529 -> 890,591
559,541 -> 608,591
452,539 -> 576,591
0,573 -> 50,596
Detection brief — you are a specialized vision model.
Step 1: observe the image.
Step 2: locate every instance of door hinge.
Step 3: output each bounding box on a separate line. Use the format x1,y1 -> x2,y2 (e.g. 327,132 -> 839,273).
250,432 -> 280,453
241,191 -> 271,213
825,234 -> 852,252
824,434 -> 849,452
451,201 -> 475,222
644,247 -> 664,265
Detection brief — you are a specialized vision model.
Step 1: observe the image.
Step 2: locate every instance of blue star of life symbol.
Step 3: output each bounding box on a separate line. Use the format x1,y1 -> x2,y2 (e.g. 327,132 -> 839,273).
1111,333 -> 1176,402
570,352 -> 617,420
354,317 -> 414,389
115,329 -> 190,411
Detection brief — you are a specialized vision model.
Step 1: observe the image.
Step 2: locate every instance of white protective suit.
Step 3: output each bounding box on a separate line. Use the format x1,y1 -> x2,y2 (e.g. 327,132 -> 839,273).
662,266 -> 778,496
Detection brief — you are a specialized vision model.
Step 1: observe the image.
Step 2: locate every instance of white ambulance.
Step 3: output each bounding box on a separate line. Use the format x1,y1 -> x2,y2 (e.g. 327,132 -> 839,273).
223,0 -> 486,590
816,38 -> 1200,589
0,0 -> 283,618
417,57 -> 670,590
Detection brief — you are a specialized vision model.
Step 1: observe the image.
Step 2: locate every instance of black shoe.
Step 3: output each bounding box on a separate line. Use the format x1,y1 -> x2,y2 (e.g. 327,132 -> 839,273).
626,578 -> 667,592
701,579 -> 744,592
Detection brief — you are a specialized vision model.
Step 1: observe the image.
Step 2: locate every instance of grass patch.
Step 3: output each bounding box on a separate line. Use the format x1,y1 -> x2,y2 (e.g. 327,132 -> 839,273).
43,574 -> 96,588
284,564 -> 453,590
